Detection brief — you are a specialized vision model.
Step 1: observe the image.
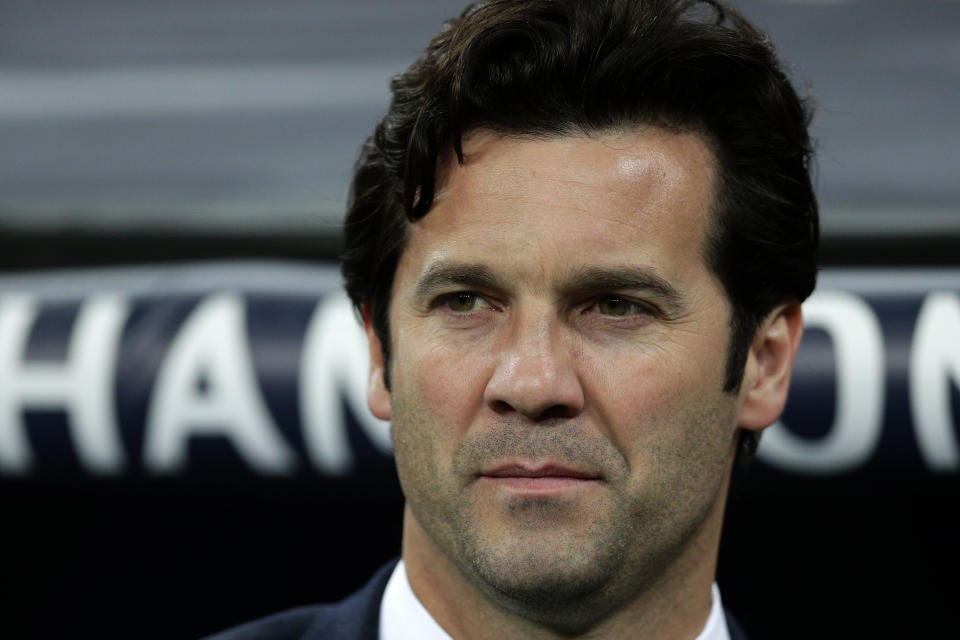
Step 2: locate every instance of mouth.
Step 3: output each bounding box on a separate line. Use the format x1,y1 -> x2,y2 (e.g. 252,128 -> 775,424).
477,463 -> 603,494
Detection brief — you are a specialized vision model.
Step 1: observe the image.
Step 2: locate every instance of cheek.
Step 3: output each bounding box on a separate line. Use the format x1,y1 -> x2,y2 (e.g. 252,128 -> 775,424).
582,344 -> 702,415
581,339 -> 729,456
409,343 -> 487,417
389,340 -> 495,510
389,329 -> 495,460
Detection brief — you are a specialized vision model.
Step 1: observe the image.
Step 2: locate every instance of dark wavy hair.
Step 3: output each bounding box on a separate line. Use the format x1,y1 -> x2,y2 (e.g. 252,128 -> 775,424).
342,0 -> 818,460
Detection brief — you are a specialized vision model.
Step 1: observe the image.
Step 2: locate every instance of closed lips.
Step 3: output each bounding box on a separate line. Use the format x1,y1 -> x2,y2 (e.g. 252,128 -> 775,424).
481,465 -> 601,480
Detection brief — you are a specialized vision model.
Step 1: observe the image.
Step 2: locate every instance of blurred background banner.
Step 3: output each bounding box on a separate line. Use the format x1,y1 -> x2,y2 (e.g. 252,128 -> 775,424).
1,264 -> 959,479
0,1 -> 958,639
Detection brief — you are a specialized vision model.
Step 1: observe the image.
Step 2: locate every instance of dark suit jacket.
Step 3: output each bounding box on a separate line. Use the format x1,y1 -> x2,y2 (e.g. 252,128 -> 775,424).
203,560 -> 750,640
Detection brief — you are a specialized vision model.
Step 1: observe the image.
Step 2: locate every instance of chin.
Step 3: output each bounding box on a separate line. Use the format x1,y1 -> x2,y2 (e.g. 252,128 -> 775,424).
463,528 -> 632,628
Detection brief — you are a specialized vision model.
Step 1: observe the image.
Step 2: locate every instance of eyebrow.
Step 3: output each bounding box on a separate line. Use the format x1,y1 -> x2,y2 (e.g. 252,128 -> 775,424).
561,266 -> 686,314
414,262 -> 506,303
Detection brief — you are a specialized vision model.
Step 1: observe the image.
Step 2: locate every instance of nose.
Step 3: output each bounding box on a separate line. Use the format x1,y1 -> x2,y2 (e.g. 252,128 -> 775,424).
483,310 -> 585,421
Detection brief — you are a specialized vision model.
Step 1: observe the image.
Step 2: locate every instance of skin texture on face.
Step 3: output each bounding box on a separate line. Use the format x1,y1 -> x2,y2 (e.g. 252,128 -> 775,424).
364,128 -> 801,638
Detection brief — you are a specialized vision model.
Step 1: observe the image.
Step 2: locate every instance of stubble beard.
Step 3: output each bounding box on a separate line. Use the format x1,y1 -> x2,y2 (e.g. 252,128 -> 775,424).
451,428 -> 637,626
392,394 -> 738,633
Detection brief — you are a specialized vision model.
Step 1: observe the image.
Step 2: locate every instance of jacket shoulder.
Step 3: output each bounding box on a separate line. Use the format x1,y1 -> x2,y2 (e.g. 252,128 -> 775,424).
725,608 -> 750,640
202,560 -> 398,640
203,605 -> 327,640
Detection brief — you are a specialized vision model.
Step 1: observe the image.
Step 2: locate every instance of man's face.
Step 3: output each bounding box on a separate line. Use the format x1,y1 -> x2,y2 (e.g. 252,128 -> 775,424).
368,128 -> 752,621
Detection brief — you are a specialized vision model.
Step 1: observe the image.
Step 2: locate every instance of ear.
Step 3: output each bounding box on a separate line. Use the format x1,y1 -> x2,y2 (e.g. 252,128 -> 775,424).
362,304 -> 392,421
737,302 -> 804,432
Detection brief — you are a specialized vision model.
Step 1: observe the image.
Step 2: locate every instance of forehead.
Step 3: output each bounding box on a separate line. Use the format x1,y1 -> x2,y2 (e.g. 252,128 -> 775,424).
400,127 -> 718,286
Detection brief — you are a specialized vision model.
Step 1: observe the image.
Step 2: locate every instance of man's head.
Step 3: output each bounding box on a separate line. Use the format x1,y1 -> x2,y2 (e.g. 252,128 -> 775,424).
342,0 -> 816,633
343,0 -> 817,460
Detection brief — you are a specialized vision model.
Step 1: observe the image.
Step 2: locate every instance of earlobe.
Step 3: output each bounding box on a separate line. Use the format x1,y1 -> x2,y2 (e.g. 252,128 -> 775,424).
737,302 -> 804,432
362,304 -> 392,421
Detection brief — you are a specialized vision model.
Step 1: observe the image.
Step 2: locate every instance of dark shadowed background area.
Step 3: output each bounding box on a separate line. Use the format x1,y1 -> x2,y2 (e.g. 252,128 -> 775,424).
1,1 -> 958,638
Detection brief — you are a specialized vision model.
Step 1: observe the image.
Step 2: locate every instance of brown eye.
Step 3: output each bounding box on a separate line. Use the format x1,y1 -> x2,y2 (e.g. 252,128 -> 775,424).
597,297 -> 642,316
446,293 -> 491,312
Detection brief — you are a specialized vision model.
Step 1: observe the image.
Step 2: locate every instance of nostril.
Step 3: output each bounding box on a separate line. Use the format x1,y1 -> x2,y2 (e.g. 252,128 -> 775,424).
489,399 -> 515,415
488,398 -> 580,421
537,404 -> 579,421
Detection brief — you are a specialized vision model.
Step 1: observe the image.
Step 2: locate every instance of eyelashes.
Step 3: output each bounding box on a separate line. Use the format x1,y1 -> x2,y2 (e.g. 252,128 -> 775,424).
434,292 -> 660,320
443,292 -> 496,313
591,296 -> 658,318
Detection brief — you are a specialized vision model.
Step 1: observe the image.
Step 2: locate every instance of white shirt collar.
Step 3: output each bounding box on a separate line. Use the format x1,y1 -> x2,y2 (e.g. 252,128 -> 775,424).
701,583 -> 732,640
379,559 -> 452,640
379,559 -> 731,640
